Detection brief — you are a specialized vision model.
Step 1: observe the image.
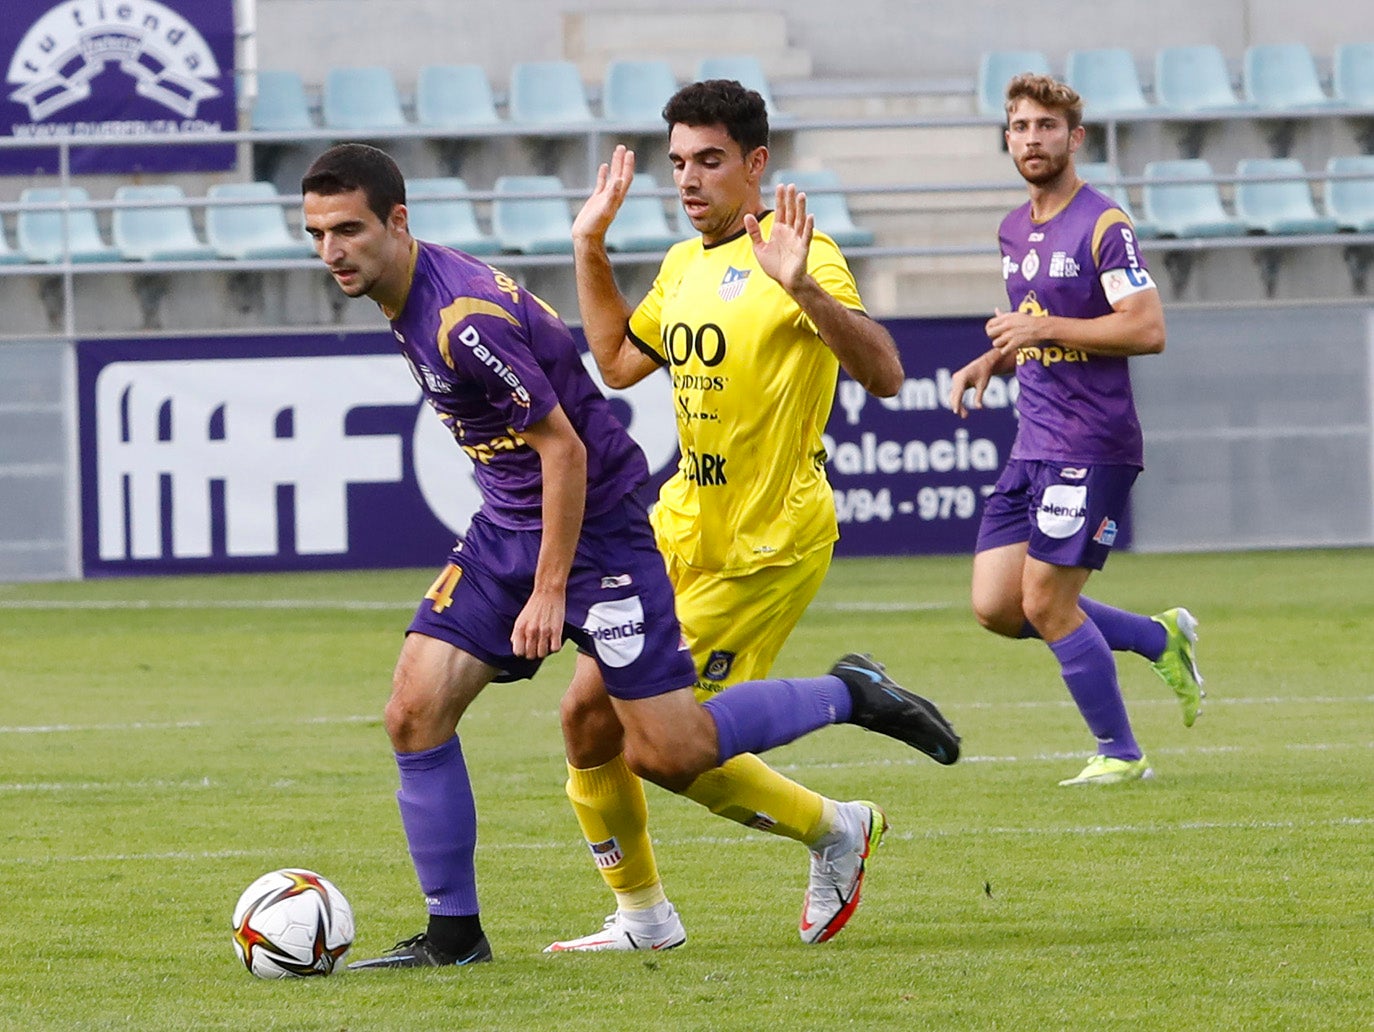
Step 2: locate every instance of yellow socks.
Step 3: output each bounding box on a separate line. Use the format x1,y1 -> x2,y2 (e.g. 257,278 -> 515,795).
564,754 -> 665,911
682,753 -> 832,846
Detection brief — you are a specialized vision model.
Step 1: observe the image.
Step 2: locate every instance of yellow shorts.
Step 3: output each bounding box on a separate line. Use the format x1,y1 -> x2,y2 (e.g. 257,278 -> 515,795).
657,543 -> 834,700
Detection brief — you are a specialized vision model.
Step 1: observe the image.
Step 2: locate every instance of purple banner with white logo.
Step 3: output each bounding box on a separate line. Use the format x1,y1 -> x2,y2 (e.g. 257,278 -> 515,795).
2,0 -> 235,175
829,317 -> 1020,556
76,320 -> 1036,577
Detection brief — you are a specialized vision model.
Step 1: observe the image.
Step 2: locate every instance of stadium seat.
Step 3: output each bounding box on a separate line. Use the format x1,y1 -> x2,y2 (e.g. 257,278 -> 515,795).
205,182 -> 314,260
112,185 -> 216,262
976,50 -> 1053,117
17,187 -> 122,263
1332,42 -> 1374,107
1065,48 -> 1151,118
492,175 -> 575,253
508,61 -> 595,124
405,177 -> 501,254
695,56 -> 786,120
1234,158 -> 1339,234
1324,155 -> 1374,231
415,64 -> 501,128
1242,44 -> 1339,109
0,220 -> 26,265
1141,159 -> 1245,237
251,69 -> 314,131
1154,45 -> 1251,112
774,168 -> 875,247
603,174 -> 683,252
602,59 -> 678,124
322,66 -> 407,131
1076,161 -> 1158,238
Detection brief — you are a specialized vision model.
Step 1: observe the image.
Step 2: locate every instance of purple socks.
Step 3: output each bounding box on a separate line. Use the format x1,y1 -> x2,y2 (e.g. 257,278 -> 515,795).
1022,595 -> 1168,661
1048,620 -> 1142,761
703,675 -> 853,763
395,736 -> 479,916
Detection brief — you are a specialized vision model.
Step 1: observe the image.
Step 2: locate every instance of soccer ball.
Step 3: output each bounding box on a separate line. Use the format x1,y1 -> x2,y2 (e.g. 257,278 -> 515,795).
231,868 -> 355,978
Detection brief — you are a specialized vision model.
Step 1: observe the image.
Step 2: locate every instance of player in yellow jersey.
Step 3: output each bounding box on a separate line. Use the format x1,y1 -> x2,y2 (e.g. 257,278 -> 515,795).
546,79 -> 957,953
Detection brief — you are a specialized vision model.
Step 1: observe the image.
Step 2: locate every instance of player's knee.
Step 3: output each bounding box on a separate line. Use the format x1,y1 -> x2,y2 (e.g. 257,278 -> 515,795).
559,689 -> 624,767
972,596 -> 1023,638
622,739 -> 712,794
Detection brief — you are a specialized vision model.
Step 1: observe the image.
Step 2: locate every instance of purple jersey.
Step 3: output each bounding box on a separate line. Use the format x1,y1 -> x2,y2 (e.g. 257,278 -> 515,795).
390,242 -> 648,528
999,183 -> 1153,467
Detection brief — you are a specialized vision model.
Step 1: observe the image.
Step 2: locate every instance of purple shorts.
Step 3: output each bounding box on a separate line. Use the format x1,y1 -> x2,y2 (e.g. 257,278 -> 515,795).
407,499 -> 696,700
975,459 -> 1139,571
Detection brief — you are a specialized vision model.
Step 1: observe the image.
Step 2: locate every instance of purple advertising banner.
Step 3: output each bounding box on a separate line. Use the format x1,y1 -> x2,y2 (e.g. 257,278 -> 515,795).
829,317 -> 1020,557
76,320 -> 1032,577
2,0 -> 236,175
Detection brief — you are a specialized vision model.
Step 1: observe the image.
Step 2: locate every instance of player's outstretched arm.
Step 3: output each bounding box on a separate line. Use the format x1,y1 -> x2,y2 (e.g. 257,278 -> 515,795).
510,405 -> 586,660
750,183 -> 904,397
572,146 -> 661,389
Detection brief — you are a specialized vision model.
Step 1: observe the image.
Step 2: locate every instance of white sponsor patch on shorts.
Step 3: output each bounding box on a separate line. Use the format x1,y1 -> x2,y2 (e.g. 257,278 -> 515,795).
1037,484 -> 1088,539
583,596 -> 647,668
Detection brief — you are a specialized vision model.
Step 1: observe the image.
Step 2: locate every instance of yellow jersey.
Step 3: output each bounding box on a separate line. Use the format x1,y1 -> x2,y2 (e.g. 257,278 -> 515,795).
628,212 -> 865,576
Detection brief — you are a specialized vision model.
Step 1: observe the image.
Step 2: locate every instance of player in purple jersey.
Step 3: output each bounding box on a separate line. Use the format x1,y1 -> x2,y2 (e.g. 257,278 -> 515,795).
947,75 -> 1205,787
299,143 -> 961,968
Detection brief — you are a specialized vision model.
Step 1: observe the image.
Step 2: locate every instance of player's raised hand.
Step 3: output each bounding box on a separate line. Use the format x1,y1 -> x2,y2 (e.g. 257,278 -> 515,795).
573,145 -> 635,243
747,182 -> 813,294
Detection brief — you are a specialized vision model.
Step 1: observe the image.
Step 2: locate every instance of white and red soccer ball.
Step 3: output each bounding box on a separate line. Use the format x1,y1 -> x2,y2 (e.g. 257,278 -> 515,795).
231,868 -> 354,978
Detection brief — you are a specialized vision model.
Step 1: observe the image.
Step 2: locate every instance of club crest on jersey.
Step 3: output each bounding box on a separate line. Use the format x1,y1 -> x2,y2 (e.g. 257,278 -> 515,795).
703,649 -> 736,682
1021,249 -> 1041,279
718,266 -> 751,302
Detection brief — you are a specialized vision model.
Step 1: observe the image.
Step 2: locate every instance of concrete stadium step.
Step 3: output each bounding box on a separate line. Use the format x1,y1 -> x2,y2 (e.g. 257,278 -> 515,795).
563,9 -> 813,82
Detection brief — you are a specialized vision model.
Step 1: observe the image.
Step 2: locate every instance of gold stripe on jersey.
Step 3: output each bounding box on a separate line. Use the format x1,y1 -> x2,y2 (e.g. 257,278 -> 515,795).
436,296 -> 520,369
630,212 -> 865,576
1090,208 -> 1132,267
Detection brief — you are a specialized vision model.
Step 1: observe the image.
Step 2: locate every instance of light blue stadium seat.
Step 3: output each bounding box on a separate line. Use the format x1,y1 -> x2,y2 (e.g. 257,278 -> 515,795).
695,55 -> 786,120
1325,155 -> 1374,231
1141,159 -> 1245,237
1234,158 -> 1339,234
0,220 -> 25,265
18,187 -> 121,263
602,59 -> 678,124
406,177 -> 500,255
976,50 -> 1052,117
1332,43 -> 1374,106
492,175 -> 575,253
1076,161 -> 1158,238
251,69 -> 314,132
604,174 -> 683,252
508,61 -> 594,125
206,182 -> 313,260
774,168 -> 875,247
1242,44 -> 1340,109
1065,48 -> 1151,118
415,64 -> 500,129
322,66 -> 407,131
112,185 -> 216,261
1154,45 -> 1252,112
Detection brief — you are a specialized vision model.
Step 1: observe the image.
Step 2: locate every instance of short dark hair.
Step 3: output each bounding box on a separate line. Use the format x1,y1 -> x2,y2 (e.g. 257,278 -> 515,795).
662,79 -> 769,154
1005,73 -> 1084,132
301,143 -> 406,225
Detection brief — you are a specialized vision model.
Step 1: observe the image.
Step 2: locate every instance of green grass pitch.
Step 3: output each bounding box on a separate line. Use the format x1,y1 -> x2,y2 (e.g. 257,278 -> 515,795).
1,549 -> 1370,1031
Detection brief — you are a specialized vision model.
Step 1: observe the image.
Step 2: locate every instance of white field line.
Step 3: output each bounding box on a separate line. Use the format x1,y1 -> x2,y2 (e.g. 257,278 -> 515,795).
0,598 -> 951,613
3,693 -> 1367,737
3,816 -> 1369,867
4,742 -> 1369,794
